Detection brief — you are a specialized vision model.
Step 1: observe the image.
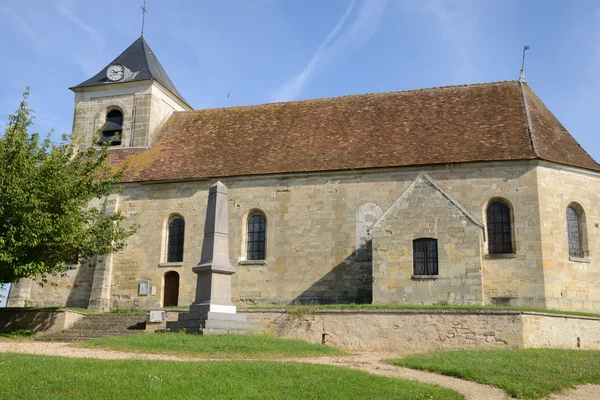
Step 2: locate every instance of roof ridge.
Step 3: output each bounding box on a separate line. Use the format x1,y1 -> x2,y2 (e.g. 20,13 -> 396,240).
139,37 -> 152,84
518,80 -> 541,158
177,80 -> 520,114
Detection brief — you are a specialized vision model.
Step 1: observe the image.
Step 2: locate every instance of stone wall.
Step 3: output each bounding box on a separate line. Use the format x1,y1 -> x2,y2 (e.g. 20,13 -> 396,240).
3,309 -> 599,352
24,197 -> 114,309
18,161 -> 553,309
73,82 -> 149,150
73,81 -> 189,151
241,309 -> 600,352
105,161 -> 543,309
522,313 -> 600,349
0,309 -> 84,335
536,164 -> 600,312
243,310 -> 524,352
372,173 -> 485,305
17,261 -> 96,308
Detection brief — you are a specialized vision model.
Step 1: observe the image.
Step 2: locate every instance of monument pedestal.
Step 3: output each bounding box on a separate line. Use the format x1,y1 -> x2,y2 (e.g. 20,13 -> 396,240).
168,181 -> 248,335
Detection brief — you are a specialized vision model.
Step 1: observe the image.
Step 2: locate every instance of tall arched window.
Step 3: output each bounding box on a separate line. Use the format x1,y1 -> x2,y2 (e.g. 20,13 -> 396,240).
97,109 -> 123,145
247,213 -> 266,260
486,201 -> 513,254
567,205 -> 585,258
166,216 -> 185,263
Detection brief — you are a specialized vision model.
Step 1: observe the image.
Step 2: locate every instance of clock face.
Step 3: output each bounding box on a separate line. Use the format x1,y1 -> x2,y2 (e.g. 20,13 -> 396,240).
107,64 -> 125,82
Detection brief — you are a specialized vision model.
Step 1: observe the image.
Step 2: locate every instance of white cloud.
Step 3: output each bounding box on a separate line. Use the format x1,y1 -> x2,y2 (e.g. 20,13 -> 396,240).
54,0 -> 105,76
404,0 -> 481,82
273,0 -> 387,102
2,6 -> 43,47
55,1 -> 102,49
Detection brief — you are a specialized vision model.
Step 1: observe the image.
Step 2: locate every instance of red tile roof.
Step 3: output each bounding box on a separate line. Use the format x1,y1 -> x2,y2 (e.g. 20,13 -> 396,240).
109,80 -> 600,182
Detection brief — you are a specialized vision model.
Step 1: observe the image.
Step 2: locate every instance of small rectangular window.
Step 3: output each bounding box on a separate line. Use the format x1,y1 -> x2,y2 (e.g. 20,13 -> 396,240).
413,238 -> 438,276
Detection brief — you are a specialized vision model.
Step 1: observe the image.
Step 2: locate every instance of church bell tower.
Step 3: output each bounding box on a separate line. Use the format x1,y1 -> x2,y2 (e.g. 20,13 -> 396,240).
69,36 -> 191,150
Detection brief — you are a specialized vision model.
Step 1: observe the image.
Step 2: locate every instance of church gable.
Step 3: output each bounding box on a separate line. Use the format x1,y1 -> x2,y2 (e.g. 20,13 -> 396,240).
372,172 -> 484,305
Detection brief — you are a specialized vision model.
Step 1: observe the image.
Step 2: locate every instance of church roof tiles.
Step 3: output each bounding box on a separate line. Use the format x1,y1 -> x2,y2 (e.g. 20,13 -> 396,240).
110,80 -> 600,182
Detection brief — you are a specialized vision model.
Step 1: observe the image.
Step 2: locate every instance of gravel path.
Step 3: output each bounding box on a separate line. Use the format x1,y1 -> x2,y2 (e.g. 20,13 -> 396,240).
0,341 -> 597,400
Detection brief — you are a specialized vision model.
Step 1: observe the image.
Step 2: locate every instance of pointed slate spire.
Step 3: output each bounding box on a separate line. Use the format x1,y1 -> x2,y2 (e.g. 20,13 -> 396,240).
70,36 -> 189,108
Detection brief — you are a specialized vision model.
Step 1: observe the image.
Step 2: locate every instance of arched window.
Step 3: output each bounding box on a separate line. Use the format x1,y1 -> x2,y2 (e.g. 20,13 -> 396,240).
567,205 -> 586,258
247,213 -> 266,260
166,216 -> 185,263
486,201 -> 513,254
413,238 -> 438,276
97,109 -> 123,145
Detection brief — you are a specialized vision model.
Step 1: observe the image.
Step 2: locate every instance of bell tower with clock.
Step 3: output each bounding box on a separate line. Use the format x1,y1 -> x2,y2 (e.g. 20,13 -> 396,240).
69,36 -> 191,150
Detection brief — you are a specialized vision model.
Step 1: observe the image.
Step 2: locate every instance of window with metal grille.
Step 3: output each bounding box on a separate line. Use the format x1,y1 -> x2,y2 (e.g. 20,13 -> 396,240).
486,201 -> 513,254
167,217 -> 185,263
97,109 -> 123,145
413,238 -> 438,275
247,213 -> 266,260
567,206 -> 582,258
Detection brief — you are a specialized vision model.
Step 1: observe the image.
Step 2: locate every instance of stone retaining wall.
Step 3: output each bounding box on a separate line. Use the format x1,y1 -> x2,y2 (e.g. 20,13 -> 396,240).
3,309 -> 599,352
240,309 -> 600,352
522,313 -> 600,350
0,309 -> 84,335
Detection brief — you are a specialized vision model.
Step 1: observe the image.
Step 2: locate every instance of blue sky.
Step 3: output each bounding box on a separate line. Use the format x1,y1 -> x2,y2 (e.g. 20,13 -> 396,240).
1,0 -> 599,160
0,1 -> 599,303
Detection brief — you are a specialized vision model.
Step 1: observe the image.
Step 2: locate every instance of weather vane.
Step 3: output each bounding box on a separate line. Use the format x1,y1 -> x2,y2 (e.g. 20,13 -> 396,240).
519,45 -> 530,82
140,0 -> 148,37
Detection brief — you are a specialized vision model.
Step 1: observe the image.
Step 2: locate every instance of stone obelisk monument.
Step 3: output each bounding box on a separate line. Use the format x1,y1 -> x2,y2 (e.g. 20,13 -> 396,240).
182,181 -> 248,334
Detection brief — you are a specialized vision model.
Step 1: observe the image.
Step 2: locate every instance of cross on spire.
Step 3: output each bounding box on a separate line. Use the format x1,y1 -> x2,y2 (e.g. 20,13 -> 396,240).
140,0 -> 148,37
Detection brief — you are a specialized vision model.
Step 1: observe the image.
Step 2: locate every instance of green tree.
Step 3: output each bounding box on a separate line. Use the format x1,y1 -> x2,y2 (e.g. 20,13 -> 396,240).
0,89 -> 137,283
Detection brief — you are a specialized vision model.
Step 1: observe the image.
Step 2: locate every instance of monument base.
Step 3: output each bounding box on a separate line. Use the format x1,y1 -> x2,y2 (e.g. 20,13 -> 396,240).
189,302 -> 236,320
167,310 -> 249,335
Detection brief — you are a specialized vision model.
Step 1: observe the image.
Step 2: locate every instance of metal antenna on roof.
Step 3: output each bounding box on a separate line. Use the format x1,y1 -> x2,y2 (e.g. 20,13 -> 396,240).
140,0 -> 148,37
519,45 -> 530,82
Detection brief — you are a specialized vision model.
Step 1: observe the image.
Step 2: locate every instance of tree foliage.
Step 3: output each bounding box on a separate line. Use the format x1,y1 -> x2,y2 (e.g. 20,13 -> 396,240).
0,89 -> 138,283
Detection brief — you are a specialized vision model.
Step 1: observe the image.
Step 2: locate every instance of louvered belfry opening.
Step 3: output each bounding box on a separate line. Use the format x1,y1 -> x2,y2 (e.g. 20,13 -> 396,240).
167,217 -> 185,263
567,206 -> 582,258
487,201 -> 513,254
247,213 -> 266,260
97,109 -> 123,145
413,238 -> 438,276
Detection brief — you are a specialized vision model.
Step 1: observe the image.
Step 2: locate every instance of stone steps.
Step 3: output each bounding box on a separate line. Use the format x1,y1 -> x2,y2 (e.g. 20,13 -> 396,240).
38,313 -> 148,342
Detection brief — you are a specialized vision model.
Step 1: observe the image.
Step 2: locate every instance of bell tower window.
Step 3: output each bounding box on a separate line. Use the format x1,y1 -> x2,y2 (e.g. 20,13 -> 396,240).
97,109 -> 123,145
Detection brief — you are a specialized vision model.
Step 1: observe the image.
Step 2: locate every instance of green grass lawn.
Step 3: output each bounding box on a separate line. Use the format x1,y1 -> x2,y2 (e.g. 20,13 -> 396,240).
76,332 -> 346,358
0,329 -> 36,340
0,353 -> 463,400
390,349 -> 600,399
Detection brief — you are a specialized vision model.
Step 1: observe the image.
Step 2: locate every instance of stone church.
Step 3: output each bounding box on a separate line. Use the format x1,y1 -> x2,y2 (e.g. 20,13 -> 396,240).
8,36 -> 600,313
